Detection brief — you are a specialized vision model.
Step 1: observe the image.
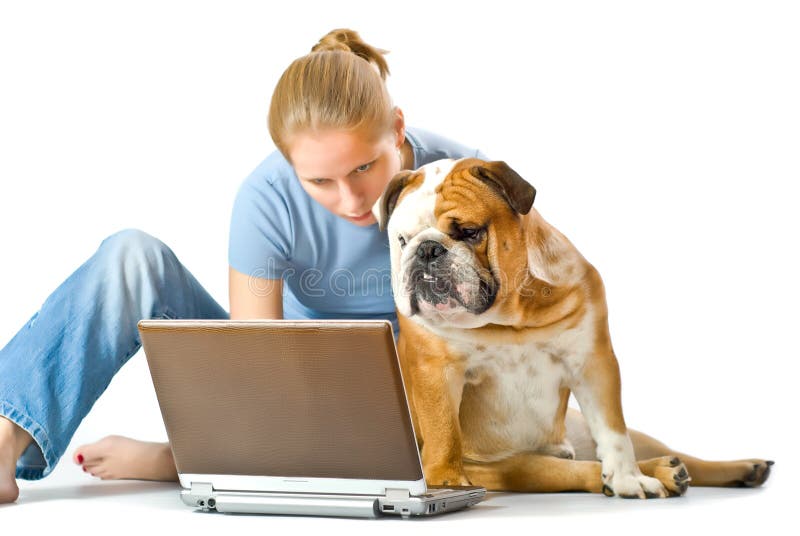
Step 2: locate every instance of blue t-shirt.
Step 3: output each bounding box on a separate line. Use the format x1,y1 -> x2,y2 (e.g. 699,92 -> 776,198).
228,126 -> 488,337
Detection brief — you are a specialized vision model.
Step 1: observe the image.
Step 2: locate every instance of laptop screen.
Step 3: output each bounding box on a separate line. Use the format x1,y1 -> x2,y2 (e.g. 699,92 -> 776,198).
139,320 -> 424,483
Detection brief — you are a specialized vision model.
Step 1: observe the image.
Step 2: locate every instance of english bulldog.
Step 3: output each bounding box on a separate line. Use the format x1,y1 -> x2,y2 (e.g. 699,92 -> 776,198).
374,157 -> 773,498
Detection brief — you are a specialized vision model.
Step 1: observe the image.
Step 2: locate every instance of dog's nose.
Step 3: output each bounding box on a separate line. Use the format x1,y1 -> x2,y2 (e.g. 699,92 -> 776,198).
416,240 -> 447,263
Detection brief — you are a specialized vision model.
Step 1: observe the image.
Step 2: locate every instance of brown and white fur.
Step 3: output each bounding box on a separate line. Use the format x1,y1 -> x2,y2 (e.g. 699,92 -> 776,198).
374,157 -> 773,498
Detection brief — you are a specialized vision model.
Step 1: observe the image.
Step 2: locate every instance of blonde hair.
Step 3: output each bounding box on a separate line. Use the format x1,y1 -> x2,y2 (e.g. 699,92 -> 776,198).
268,29 -> 396,160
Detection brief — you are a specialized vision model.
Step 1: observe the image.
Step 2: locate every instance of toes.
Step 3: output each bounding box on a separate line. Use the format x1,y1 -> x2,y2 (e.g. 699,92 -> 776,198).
671,465 -> 691,496
82,460 -> 104,477
74,442 -> 106,465
617,488 -> 647,499
644,456 -> 690,497
557,448 -> 575,460
673,473 -> 690,495
740,461 -> 773,487
605,473 -> 666,499
85,466 -> 110,480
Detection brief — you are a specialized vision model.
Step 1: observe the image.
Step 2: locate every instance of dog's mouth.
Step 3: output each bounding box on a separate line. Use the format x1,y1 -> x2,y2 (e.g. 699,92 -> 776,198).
406,264 -> 497,319
410,267 -> 456,307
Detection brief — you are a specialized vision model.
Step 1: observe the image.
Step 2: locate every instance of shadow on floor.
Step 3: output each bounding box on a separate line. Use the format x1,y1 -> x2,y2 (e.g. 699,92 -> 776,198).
7,479 -> 178,507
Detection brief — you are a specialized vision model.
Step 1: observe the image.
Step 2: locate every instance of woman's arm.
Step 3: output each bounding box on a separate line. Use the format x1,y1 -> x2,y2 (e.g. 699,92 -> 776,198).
228,265 -> 284,320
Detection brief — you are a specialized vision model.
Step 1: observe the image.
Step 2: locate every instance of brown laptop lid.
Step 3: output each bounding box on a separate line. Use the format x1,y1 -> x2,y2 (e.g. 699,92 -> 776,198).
138,320 -> 423,482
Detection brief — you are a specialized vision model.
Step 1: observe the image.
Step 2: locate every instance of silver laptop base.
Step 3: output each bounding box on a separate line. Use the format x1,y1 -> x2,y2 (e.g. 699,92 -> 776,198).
182,484 -> 485,519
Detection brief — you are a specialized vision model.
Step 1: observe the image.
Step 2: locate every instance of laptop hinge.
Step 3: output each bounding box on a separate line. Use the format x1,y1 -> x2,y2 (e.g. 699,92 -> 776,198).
191,482 -> 214,495
385,488 -> 410,500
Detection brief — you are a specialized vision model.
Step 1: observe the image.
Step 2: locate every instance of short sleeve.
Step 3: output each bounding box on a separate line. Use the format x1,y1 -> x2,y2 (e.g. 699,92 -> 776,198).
228,178 -> 294,280
406,126 -> 491,167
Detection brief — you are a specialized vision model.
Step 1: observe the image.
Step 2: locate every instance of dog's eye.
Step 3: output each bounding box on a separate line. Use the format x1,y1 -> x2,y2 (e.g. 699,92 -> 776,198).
458,227 -> 484,243
398,235 -> 407,248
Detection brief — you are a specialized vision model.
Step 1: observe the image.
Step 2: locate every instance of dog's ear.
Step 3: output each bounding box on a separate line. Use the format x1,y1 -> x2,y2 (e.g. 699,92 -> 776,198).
374,170 -> 417,232
470,161 -> 536,215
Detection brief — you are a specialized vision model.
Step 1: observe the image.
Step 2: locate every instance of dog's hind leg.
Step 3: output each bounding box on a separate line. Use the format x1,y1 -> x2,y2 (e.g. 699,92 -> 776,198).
564,407 -> 773,487
627,427 -> 773,488
461,452 -> 690,496
462,453 -> 605,493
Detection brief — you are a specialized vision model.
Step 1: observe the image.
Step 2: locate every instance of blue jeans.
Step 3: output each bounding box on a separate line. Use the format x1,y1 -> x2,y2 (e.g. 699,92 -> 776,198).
0,229 -> 229,480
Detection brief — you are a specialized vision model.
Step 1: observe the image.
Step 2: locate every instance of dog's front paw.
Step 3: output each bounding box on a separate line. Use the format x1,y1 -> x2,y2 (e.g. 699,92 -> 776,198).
424,463 -> 473,487
602,469 -> 670,499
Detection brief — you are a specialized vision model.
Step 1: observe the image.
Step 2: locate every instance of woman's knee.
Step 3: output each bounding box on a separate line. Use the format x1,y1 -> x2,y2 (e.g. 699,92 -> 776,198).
97,228 -> 177,276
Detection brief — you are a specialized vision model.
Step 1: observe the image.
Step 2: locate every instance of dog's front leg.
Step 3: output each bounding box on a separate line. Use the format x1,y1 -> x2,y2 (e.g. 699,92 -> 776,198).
408,358 -> 472,487
570,348 -> 670,498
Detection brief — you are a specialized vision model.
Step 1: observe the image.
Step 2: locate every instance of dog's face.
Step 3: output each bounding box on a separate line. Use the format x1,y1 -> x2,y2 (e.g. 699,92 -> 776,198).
373,158 -> 536,330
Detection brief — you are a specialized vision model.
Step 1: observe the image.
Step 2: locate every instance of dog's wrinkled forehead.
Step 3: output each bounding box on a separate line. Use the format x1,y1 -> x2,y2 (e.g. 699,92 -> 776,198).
375,157 -> 536,233
390,158 -> 457,232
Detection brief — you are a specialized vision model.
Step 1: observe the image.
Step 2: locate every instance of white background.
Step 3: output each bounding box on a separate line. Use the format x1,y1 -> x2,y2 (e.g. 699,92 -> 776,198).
1,0 -> 798,533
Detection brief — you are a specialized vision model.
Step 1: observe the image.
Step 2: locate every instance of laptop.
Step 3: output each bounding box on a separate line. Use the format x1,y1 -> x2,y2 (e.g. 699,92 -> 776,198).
136,318 -> 486,518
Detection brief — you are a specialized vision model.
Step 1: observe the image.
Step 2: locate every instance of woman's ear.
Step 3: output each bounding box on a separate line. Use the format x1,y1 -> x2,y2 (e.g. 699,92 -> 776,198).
392,106 -> 406,149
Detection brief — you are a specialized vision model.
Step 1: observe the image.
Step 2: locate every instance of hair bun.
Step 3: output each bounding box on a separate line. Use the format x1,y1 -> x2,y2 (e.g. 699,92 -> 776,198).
312,28 -> 390,80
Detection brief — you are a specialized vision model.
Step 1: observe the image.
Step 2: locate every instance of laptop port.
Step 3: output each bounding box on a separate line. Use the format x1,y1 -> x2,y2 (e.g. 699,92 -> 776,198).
382,504 -> 395,511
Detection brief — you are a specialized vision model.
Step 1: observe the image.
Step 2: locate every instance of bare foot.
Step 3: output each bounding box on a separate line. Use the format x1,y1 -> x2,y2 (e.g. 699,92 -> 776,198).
73,435 -> 178,482
0,417 -> 34,504
0,440 -> 20,504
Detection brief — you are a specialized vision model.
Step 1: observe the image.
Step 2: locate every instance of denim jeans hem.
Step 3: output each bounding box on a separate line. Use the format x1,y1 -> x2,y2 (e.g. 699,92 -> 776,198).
1,401 -> 55,480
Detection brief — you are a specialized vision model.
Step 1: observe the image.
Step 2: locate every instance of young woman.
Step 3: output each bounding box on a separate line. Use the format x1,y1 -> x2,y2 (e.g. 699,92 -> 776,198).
0,28 -> 488,503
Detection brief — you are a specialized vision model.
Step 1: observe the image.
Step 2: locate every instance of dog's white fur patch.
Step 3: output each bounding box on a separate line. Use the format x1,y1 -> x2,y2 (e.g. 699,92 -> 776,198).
452,340 -> 567,461
388,159 -> 457,320
442,306 -> 596,462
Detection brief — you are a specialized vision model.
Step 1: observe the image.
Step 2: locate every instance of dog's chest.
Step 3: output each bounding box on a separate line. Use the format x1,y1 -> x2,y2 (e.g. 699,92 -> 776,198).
446,339 -> 573,459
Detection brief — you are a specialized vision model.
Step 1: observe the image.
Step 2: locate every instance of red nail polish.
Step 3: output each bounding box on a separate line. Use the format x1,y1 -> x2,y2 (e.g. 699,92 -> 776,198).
82,466 -> 87,472
77,454 -> 84,464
